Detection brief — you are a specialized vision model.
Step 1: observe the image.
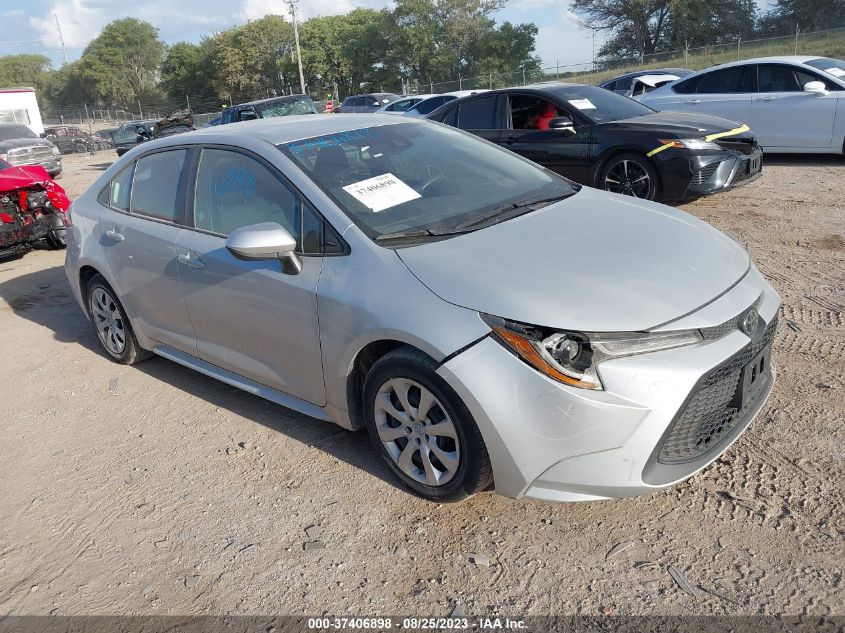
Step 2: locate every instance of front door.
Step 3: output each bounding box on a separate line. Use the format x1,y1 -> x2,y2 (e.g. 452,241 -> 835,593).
176,147 -> 327,406
501,93 -> 592,183
678,65 -> 755,126
454,94 -> 503,144
100,149 -> 196,352
752,64 -> 839,149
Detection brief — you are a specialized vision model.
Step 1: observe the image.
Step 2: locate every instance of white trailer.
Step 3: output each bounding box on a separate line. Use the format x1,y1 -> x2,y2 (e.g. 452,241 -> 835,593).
0,87 -> 45,136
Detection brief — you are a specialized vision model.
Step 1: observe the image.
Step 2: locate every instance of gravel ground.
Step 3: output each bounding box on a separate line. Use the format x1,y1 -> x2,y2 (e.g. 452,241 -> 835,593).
0,150 -> 842,617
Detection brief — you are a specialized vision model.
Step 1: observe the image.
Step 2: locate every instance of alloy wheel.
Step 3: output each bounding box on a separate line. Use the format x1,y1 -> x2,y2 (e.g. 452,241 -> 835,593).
604,159 -> 651,198
91,287 -> 126,355
373,378 -> 460,486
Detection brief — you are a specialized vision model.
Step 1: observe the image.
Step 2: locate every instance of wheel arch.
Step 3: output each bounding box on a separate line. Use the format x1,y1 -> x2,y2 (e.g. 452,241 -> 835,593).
591,147 -> 663,197
345,338 -> 435,431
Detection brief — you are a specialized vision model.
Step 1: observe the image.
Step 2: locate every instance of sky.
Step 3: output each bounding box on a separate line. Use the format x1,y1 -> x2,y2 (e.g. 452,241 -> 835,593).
2,0 -> 777,78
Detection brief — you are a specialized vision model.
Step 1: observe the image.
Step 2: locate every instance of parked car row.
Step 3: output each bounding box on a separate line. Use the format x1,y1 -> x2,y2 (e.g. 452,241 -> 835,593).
44,125 -> 112,154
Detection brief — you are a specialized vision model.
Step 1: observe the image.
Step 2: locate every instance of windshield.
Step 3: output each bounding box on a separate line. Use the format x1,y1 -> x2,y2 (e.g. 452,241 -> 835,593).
0,125 -> 36,141
805,58 -> 845,79
550,85 -> 655,123
279,122 -> 575,240
257,96 -> 317,118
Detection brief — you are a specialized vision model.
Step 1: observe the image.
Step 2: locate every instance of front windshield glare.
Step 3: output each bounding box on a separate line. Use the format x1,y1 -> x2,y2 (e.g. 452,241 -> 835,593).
551,85 -> 655,123
805,57 -> 845,79
279,122 -> 574,239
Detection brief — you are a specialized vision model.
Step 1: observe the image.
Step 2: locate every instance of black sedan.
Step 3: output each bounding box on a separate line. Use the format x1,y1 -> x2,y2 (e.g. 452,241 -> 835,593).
426,84 -> 762,203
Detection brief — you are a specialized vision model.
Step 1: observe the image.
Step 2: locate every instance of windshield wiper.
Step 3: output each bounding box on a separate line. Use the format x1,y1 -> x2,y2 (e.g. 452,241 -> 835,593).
451,193 -> 573,231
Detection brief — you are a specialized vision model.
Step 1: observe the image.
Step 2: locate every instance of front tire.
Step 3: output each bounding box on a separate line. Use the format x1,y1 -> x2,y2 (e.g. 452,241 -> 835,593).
362,346 -> 493,502
599,152 -> 660,200
86,274 -> 151,364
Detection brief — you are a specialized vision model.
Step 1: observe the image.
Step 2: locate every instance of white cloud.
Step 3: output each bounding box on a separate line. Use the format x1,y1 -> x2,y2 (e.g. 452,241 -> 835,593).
30,0 -> 107,48
240,0 -> 391,22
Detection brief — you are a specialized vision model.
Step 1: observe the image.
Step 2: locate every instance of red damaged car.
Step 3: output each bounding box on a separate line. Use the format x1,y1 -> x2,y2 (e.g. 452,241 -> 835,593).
0,158 -> 70,259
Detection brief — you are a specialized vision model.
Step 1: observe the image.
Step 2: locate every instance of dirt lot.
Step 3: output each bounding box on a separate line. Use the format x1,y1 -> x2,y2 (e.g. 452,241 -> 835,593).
0,150 -> 843,617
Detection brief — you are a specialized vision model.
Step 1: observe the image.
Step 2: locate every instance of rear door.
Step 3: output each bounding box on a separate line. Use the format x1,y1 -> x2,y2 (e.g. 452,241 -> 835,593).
99,148 -> 196,352
453,94 -> 504,144
174,146 -> 329,405
679,65 -> 755,125
752,63 -> 839,149
502,92 -> 592,182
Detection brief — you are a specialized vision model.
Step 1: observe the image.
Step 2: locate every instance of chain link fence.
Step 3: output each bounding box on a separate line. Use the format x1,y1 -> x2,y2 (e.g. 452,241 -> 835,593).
41,24 -> 845,128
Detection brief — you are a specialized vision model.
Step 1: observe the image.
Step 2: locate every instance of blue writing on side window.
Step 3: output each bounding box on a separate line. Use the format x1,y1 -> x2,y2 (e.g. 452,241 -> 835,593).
214,167 -> 256,200
287,128 -> 381,155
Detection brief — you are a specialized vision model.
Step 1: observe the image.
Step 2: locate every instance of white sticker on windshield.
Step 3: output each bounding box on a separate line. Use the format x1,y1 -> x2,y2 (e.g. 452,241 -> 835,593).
342,173 -> 421,212
568,98 -> 596,110
825,67 -> 845,77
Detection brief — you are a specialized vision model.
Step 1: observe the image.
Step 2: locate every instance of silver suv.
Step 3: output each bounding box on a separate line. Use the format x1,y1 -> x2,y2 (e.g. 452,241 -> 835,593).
65,115 -> 779,503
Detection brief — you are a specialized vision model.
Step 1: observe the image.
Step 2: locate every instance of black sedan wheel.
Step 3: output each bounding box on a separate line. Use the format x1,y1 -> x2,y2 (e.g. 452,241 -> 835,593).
600,152 -> 660,200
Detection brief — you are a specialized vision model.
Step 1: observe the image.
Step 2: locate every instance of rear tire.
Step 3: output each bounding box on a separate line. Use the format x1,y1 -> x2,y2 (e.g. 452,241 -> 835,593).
599,152 -> 661,201
362,346 -> 493,502
86,274 -> 151,364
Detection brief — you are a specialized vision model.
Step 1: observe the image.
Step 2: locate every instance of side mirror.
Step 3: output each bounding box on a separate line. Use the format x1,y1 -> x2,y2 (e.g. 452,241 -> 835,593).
226,222 -> 302,274
548,116 -> 576,134
803,80 -> 828,95
39,132 -> 48,138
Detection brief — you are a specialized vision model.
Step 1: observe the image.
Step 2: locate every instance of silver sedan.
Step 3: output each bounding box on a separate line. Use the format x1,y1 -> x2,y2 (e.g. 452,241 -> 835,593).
65,114 -> 779,502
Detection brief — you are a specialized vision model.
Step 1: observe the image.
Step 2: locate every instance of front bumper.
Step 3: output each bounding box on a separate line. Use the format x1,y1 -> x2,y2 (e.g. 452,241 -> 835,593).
436,265 -> 780,501
657,148 -> 762,202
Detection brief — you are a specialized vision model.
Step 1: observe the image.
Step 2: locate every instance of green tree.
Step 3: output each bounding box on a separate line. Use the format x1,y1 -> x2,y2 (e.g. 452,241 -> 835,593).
758,0 -> 845,34
0,54 -> 53,92
77,18 -> 165,104
160,42 -> 209,97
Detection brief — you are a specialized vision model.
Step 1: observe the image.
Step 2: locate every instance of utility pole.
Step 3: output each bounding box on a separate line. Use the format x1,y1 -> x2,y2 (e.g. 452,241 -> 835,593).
54,13 -> 68,65
284,0 -> 306,95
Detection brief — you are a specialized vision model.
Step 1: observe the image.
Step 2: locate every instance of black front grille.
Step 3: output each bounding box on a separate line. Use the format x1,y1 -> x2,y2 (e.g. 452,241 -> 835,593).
691,162 -> 720,185
715,137 -> 757,155
656,315 -> 777,464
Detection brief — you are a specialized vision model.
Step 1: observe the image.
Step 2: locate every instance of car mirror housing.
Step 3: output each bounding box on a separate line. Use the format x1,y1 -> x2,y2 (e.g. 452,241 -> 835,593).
225,222 -> 302,274
549,116 -> 576,133
803,80 -> 828,95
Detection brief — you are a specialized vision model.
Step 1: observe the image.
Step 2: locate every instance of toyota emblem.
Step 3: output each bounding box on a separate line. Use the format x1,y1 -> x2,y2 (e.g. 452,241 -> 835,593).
741,306 -> 759,336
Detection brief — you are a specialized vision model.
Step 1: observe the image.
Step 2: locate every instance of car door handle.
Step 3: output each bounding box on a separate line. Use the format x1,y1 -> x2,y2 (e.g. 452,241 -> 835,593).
177,252 -> 205,270
104,228 -> 124,242
685,99 -> 702,104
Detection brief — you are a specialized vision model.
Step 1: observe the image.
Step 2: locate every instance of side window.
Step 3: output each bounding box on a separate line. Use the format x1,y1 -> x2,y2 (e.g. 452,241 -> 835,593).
221,110 -> 233,124
615,76 -> 634,92
130,149 -> 188,222
672,76 -> 699,94
352,97 -> 365,107
415,97 -> 445,115
509,95 -> 561,130
457,95 -> 498,129
440,105 -> 458,126
110,163 -> 135,211
193,148 -> 298,238
758,65 -> 801,92
696,66 -> 755,93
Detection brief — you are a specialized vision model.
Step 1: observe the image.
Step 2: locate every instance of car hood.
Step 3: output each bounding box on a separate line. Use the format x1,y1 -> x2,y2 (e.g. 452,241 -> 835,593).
601,111 -> 745,137
396,187 -> 749,332
0,138 -> 55,151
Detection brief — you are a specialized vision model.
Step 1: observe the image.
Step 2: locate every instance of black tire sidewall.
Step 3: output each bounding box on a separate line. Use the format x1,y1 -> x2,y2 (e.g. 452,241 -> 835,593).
600,152 -> 661,200
362,352 -> 489,502
86,276 -> 136,363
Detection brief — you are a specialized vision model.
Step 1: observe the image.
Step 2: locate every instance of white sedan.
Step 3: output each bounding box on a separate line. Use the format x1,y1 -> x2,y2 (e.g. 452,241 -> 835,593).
638,56 -> 845,153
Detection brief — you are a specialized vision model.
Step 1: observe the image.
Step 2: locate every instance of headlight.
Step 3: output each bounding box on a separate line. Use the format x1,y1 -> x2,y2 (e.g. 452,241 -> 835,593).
658,138 -> 722,151
482,314 -> 702,391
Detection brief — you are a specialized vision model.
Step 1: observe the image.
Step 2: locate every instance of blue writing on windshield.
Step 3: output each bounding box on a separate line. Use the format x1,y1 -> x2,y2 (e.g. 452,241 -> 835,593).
287,128 -> 381,155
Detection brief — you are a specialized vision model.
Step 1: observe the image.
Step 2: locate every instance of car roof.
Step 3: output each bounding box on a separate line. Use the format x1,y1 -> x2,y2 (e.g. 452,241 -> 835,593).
603,68 -> 691,82
143,113 -> 416,148
237,94 -> 310,107
687,55 -> 827,73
